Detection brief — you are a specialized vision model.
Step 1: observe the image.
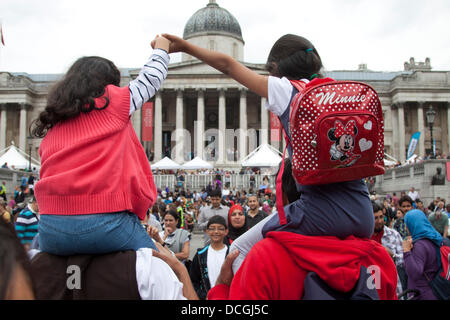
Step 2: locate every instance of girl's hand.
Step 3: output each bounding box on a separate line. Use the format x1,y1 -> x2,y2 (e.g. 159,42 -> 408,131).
151,35 -> 171,53
161,33 -> 187,54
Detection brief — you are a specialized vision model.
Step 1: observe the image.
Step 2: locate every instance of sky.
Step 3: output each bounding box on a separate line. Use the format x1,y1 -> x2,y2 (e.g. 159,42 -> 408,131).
0,0 -> 449,74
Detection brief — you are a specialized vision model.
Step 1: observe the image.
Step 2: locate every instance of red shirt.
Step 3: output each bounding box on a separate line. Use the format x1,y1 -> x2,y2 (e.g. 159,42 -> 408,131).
370,229 -> 384,244
35,85 -> 157,220
208,232 -> 398,300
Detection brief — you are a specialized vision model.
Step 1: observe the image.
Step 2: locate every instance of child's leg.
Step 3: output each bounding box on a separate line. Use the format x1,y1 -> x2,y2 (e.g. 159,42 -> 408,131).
39,211 -> 157,256
230,213 -> 276,274
262,180 -> 375,239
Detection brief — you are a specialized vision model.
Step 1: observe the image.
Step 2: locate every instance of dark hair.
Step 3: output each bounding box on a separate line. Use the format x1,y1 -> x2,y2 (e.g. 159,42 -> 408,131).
210,189 -> 222,198
266,34 -> 323,80
0,218 -> 34,299
207,215 -> 227,229
31,56 -> 121,138
277,158 -> 302,203
398,196 -> 413,207
163,209 -> 179,221
372,201 -> 383,213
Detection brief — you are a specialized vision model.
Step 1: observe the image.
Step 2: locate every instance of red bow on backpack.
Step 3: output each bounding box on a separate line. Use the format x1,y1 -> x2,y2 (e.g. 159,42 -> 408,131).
335,120 -> 356,137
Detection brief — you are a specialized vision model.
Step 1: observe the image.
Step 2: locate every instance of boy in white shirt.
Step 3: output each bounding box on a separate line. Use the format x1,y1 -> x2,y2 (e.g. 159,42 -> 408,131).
189,215 -> 229,300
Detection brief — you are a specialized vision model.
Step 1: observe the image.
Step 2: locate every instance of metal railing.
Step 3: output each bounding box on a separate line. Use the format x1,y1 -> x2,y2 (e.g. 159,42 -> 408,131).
152,174 -> 278,192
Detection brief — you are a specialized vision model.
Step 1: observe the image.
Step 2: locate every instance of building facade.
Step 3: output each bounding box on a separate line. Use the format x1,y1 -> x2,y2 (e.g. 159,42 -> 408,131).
1,0 -> 450,169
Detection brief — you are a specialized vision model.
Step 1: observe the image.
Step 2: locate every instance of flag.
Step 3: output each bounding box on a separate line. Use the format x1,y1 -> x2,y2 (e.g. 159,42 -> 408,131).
407,131 -> 421,159
270,112 -> 282,142
0,23 -> 4,46
142,102 -> 153,141
433,137 -> 436,156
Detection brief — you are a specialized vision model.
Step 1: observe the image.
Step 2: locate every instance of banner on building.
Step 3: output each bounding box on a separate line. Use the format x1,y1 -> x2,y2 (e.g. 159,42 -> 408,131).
446,162 -> 450,181
407,131 -> 421,159
142,102 -> 153,141
433,137 -> 436,156
270,112 -> 282,142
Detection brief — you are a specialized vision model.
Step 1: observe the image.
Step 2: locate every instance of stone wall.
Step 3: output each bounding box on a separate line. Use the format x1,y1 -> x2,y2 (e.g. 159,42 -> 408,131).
374,160 -> 449,205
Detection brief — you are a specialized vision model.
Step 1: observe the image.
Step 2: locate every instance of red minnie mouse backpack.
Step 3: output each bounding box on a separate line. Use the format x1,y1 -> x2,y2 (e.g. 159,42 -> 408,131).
287,78 -> 385,185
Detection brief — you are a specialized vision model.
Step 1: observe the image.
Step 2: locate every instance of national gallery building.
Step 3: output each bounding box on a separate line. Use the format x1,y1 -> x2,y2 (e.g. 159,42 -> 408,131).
1,0 -> 449,169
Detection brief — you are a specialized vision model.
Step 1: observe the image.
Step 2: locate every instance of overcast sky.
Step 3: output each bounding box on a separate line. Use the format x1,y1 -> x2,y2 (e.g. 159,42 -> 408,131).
0,0 -> 449,74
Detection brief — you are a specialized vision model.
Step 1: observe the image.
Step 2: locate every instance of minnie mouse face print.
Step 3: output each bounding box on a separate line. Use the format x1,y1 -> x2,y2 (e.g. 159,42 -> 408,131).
328,120 -> 362,167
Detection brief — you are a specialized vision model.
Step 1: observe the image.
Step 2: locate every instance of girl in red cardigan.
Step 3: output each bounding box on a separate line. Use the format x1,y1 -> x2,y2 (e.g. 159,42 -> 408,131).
32,36 -> 171,255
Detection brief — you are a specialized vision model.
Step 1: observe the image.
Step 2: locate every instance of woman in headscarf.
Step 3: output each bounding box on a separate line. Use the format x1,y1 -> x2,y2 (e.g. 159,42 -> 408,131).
225,204 -> 247,245
403,209 -> 443,300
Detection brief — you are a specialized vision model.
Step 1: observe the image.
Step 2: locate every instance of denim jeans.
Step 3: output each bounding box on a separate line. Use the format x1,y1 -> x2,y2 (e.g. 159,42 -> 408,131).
38,211 -> 157,256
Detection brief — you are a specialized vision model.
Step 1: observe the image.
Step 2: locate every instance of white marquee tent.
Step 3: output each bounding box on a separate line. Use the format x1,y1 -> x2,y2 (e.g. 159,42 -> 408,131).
181,157 -> 213,170
0,144 -> 41,171
241,144 -> 283,167
151,157 -> 181,170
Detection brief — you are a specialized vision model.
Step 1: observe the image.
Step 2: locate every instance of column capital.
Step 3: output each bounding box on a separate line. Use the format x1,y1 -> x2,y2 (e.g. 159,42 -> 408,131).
392,102 -> 405,109
19,103 -> 32,111
175,88 -> 184,97
0,103 -> 7,111
417,101 -> 426,107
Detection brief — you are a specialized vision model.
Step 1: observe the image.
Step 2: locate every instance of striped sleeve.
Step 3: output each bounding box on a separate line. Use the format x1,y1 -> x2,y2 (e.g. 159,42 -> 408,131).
128,48 -> 170,115
15,209 -> 39,244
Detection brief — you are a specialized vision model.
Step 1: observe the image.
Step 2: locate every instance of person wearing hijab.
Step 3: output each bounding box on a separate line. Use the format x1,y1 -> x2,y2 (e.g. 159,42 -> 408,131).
403,209 -> 443,300
225,205 -> 247,245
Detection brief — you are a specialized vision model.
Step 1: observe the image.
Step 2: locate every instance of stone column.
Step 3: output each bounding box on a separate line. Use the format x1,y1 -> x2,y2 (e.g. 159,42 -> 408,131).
19,103 -> 28,151
239,89 -> 247,161
0,104 -> 6,151
398,103 -> 406,163
196,89 -> 205,159
154,91 -> 163,161
260,97 -> 268,145
218,89 -> 226,164
417,101 -> 425,158
447,103 -> 450,154
175,89 -> 184,163
391,104 -> 399,161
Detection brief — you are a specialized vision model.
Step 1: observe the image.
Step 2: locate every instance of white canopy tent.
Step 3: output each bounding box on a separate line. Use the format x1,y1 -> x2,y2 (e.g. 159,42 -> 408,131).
241,144 -> 283,167
151,157 -> 181,170
0,144 -> 41,171
181,157 -> 213,170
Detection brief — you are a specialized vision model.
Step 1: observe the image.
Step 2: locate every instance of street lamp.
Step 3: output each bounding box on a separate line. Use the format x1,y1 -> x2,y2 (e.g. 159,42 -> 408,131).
426,105 -> 436,158
27,136 -> 32,172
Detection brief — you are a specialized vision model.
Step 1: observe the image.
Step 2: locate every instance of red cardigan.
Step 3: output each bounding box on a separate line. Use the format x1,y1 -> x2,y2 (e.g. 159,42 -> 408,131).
35,85 -> 157,220
208,232 -> 398,300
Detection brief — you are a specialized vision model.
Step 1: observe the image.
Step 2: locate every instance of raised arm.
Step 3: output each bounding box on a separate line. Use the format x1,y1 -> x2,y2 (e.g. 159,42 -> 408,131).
159,33 -> 269,99
128,36 -> 171,115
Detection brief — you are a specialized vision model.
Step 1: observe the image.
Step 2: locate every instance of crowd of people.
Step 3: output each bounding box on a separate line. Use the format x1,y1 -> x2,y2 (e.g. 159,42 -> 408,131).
2,169 -> 448,300
1,30 -> 449,303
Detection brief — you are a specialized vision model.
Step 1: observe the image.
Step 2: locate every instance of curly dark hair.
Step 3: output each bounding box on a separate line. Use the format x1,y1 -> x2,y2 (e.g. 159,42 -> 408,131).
266,34 -> 323,80
30,56 -> 121,138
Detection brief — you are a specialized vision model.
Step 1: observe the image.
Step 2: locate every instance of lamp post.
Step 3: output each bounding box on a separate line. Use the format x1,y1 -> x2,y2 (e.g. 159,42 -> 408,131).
27,136 -> 32,172
426,105 -> 436,158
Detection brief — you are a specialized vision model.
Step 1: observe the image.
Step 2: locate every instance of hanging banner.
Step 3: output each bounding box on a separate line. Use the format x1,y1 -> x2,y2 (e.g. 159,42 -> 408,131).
407,131 -> 421,159
142,102 -> 153,141
270,112 -> 282,142
433,137 -> 436,156
446,162 -> 450,181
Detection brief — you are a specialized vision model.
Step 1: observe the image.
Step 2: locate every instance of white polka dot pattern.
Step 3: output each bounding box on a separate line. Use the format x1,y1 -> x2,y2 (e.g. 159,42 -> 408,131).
288,81 -> 385,185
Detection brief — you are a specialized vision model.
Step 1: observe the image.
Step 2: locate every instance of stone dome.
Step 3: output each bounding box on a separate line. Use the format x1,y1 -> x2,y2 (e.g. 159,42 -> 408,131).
183,1 -> 243,42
